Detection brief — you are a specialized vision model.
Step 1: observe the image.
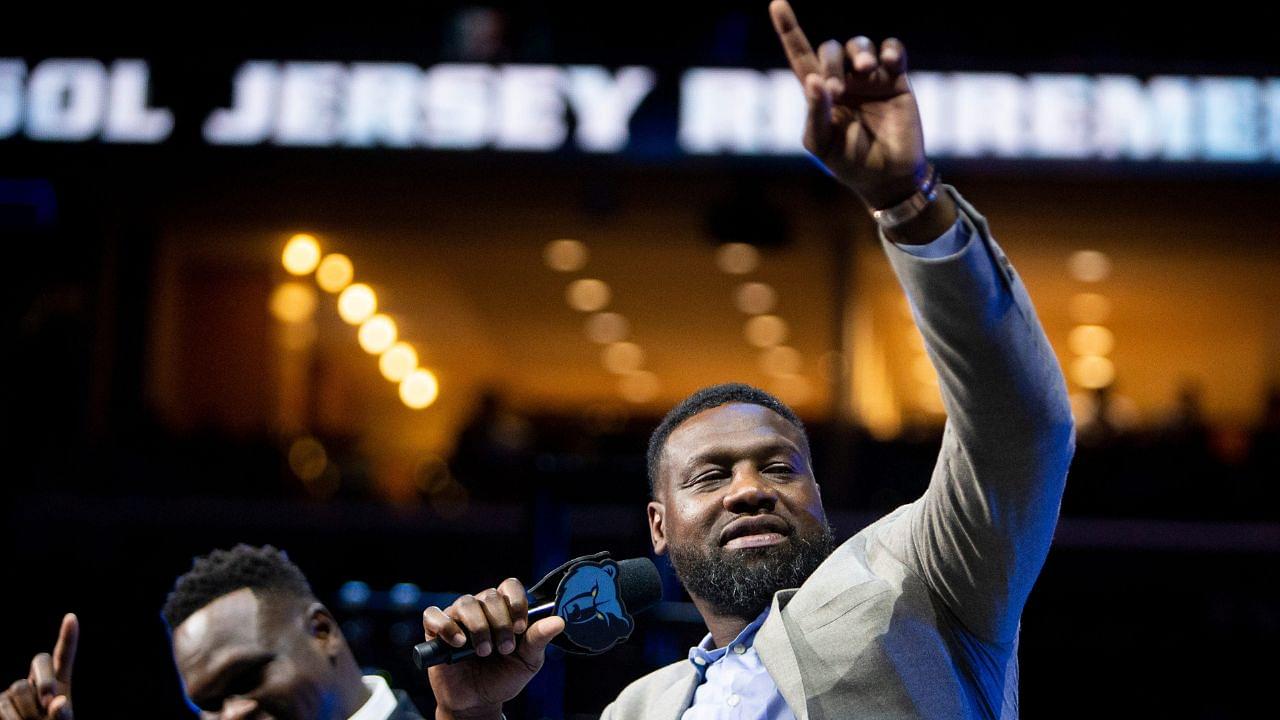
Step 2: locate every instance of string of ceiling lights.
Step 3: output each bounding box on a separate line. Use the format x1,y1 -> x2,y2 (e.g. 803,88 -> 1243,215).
543,238 -> 660,404
276,233 -> 440,410
714,241 -> 811,406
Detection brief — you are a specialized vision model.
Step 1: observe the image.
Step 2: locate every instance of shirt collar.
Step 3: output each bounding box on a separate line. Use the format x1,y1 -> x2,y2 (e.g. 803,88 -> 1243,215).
349,675 -> 398,720
687,606 -> 771,677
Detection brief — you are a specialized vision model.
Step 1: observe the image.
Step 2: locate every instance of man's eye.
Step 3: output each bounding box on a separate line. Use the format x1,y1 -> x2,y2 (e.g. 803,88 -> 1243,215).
689,471 -> 727,486
765,464 -> 795,475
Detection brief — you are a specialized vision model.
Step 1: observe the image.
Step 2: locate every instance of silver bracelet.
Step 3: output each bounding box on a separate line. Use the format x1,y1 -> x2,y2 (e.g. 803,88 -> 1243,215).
870,164 -> 939,230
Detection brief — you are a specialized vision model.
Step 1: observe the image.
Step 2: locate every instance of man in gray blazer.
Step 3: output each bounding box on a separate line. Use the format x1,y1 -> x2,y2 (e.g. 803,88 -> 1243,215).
421,2 -> 1074,718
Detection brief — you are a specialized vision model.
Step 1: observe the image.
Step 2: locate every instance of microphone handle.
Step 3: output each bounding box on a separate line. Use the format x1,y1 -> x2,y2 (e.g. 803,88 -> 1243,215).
413,599 -> 556,670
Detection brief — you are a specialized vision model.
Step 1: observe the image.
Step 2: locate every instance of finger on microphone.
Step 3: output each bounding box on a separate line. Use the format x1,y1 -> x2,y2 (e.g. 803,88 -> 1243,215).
498,578 -> 528,634
422,607 -> 466,648
476,589 -> 515,655
451,596 -> 492,657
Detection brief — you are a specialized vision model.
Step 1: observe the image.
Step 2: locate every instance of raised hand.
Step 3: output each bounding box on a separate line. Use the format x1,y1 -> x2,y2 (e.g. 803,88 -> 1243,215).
0,614 -> 78,720
769,0 -> 928,210
422,579 -> 565,720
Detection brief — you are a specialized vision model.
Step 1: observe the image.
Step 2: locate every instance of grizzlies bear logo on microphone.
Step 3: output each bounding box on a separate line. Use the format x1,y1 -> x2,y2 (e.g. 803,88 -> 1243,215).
553,559 -> 635,653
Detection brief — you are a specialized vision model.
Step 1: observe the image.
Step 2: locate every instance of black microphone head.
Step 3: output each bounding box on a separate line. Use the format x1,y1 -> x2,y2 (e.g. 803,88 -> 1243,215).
616,557 -> 663,614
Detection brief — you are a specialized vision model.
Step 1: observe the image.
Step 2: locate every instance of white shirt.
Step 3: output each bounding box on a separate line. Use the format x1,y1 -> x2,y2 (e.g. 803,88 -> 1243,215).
349,675 -> 399,720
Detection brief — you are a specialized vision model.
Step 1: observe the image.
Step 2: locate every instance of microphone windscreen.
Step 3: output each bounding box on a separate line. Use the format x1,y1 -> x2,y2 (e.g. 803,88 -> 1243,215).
616,557 -> 663,614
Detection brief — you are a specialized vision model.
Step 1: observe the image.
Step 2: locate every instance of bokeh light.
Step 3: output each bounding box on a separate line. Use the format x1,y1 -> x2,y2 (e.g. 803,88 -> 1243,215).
566,279 -> 611,312
269,282 -> 318,324
316,253 -> 354,293
379,342 -> 418,382
734,282 -> 777,314
282,234 -> 322,275
543,239 -> 589,272
1069,325 -> 1115,356
744,315 -> 789,348
337,283 -> 377,325
716,243 -> 760,275
584,312 -> 630,344
400,368 -> 440,409
1071,355 -> 1116,389
1068,250 -> 1112,283
602,341 -> 645,374
287,436 -> 327,481
358,314 -> 398,355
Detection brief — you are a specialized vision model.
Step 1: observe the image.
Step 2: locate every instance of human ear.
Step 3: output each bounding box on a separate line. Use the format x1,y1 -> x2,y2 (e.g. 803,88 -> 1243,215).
646,501 -> 668,555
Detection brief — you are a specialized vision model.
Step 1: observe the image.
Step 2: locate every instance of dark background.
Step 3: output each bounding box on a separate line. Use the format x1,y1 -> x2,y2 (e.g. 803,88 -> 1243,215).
4,3 -> 1279,717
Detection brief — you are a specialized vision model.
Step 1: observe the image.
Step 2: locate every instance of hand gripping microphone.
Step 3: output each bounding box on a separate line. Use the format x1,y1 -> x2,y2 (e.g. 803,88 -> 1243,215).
413,552 -> 662,670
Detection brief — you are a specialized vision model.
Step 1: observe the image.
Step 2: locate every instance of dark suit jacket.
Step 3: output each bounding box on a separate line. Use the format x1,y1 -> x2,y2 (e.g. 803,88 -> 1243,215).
388,689 -> 425,720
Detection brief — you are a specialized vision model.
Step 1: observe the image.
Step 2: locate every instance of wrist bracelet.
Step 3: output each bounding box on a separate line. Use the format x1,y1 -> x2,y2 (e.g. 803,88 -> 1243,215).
870,164 -> 939,230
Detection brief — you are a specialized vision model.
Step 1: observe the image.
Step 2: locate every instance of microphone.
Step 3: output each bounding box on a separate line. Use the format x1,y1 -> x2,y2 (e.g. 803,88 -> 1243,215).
413,553 -> 662,670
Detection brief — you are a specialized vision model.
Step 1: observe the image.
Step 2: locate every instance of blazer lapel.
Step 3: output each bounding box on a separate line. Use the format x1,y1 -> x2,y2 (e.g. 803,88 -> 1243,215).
650,665 -> 700,720
755,589 -> 808,720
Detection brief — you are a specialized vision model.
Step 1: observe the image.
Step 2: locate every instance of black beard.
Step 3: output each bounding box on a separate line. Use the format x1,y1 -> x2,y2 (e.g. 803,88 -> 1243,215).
668,522 -> 836,620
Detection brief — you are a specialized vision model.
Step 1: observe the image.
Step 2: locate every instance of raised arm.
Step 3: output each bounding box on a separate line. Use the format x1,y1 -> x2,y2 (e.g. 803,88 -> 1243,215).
770,0 -> 1075,645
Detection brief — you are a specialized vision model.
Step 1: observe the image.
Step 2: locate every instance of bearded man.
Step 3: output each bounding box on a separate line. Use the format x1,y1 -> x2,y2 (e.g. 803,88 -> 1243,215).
419,2 -> 1074,718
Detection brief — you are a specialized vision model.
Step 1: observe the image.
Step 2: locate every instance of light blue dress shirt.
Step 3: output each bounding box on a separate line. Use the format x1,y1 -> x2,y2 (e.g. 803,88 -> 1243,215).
679,216 -> 970,720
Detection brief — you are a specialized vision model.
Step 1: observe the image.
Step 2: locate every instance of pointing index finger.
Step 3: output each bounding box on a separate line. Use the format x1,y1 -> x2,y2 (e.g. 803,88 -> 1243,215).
769,1 -> 818,81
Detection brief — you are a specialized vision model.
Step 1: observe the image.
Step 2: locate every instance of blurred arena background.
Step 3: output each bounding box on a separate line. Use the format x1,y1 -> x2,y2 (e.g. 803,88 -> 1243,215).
3,3 -> 1278,716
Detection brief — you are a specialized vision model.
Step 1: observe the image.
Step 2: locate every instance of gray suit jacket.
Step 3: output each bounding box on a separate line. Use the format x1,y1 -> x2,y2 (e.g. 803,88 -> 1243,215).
601,187 -> 1075,719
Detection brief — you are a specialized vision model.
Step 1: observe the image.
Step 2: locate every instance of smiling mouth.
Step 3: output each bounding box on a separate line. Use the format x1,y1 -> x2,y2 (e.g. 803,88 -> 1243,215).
723,532 -> 787,550
719,514 -> 793,549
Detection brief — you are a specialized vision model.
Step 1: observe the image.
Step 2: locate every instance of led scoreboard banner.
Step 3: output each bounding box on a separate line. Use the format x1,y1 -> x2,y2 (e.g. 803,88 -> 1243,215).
2,58 -> 1279,163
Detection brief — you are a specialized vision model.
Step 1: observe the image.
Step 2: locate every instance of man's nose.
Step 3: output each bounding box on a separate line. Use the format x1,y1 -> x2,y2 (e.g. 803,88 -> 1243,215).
722,467 -> 778,512
220,697 -> 259,720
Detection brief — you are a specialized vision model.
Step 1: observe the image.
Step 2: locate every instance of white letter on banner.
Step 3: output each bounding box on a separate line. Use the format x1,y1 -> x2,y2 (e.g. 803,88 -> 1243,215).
764,69 -> 806,154
496,65 -> 567,150
1148,77 -> 1195,160
1266,79 -> 1280,160
1200,77 -> 1264,161
344,63 -> 419,147
0,60 -> 24,138
26,59 -> 106,141
951,72 -> 1026,158
1094,75 -> 1158,159
910,72 -> 950,157
104,60 -> 173,143
204,62 -> 278,145
1027,74 -> 1091,158
679,69 -> 764,154
275,62 -> 345,146
419,63 -> 493,149
565,65 -> 654,152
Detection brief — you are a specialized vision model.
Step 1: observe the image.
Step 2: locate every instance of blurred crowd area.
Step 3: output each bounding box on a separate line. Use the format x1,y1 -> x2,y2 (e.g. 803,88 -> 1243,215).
14,382 -> 1280,523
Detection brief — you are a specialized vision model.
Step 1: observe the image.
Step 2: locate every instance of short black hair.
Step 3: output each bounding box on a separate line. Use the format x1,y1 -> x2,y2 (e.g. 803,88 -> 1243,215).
646,382 -> 809,497
162,544 -> 315,629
